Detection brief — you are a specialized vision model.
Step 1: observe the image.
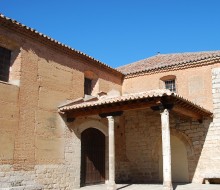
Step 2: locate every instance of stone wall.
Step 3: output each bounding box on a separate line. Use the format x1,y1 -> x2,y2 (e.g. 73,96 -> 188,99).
1,16 -> 220,189
191,67 -> 220,182
66,117 -> 109,187
115,109 -> 209,183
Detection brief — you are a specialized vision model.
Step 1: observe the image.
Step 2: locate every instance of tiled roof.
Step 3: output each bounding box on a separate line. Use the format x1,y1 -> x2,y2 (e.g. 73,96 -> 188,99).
2,14 -> 219,79
117,51 -> 220,76
0,13 -> 123,76
58,89 -> 212,117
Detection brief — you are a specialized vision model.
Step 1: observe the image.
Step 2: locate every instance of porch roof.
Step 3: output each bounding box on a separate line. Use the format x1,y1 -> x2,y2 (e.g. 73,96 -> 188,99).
58,89 -> 212,120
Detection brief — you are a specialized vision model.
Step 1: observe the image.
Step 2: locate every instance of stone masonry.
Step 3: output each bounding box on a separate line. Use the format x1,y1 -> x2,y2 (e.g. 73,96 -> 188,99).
115,109 -> 209,184
0,14 -> 220,190
191,67 -> 220,183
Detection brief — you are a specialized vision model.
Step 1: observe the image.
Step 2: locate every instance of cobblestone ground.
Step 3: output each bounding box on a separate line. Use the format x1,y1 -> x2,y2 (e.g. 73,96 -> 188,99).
80,183 -> 220,190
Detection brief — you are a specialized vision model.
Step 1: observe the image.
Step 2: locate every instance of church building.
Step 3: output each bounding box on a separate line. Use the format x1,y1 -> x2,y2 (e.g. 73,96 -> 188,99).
0,14 -> 220,190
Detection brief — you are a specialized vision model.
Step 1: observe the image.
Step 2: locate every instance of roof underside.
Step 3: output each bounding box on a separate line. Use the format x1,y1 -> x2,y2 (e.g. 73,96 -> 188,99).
59,90 -> 212,120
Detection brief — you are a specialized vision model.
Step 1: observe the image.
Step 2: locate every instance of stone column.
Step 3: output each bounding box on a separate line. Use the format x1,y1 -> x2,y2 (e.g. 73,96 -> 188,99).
161,109 -> 173,190
107,116 -> 116,190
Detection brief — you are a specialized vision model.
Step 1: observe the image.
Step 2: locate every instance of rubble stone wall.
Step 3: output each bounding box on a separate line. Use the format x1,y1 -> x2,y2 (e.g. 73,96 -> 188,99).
115,109 -> 209,183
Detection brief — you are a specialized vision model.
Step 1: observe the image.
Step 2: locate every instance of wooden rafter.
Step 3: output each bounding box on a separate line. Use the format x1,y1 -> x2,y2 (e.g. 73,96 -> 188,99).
172,105 -> 203,120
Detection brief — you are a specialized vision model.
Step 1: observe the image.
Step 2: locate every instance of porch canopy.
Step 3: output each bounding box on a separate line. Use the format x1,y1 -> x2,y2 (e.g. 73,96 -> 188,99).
58,89 -> 212,121
58,89 -> 212,190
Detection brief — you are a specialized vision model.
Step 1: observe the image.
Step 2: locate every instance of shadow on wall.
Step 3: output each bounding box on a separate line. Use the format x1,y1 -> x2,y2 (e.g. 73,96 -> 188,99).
153,113 -> 211,183
23,44 -> 122,85
119,109 -> 211,184
64,110 -> 211,185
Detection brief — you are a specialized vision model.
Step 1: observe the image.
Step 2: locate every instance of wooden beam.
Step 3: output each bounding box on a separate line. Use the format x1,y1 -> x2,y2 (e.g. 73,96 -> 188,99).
172,105 -> 203,120
99,111 -> 123,118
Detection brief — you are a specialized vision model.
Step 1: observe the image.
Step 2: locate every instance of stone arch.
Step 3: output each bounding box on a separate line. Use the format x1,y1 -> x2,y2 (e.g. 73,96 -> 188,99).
152,128 -> 195,182
81,128 -> 106,185
170,128 -> 194,157
77,119 -> 109,184
152,128 -> 194,162
77,120 -> 108,136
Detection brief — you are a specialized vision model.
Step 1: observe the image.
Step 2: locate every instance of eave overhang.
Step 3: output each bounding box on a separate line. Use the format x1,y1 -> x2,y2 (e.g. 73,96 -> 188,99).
58,90 -> 212,121
0,14 -> 124,79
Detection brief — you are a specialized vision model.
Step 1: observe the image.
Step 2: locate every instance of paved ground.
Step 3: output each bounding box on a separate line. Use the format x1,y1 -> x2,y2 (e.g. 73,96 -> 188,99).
80,183 -> 220,190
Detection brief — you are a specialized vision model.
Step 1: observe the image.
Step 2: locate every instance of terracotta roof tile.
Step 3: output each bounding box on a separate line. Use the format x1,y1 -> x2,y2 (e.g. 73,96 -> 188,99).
117,51 -> 220,75
58,89 -> 212,116
0,13 -> 123,76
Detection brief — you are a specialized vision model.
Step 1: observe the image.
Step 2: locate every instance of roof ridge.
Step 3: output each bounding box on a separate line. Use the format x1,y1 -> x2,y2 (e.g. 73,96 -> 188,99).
156,50 -> 220,56
125,55 -> 220,76
117,50 -> 220,70
118,51 -> 220,75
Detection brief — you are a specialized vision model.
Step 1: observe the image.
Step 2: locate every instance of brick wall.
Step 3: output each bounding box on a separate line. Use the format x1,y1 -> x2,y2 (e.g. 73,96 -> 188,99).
122,64 -> 220,111
1,18 -> 220,189
0,83 -> 19,165
0,25 -> 122,189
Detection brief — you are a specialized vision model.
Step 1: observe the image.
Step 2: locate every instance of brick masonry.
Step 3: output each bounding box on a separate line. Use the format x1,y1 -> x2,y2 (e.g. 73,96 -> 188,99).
0,25 -> 122,189
122,64 -> 220,111
0,18 -> 220,189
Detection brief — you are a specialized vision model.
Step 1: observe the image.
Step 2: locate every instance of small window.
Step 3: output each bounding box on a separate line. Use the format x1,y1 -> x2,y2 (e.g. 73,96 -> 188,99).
0,46 -> 11,82
165,79 -> 176,92
84,78 -> 92,95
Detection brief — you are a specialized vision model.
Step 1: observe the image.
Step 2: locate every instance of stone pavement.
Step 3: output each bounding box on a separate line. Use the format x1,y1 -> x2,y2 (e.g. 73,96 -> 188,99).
79,183 -> 220,190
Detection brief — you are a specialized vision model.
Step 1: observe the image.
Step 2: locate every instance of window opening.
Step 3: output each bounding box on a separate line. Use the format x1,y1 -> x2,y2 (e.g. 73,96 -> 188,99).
0,46 -> 11,82
165,80 -> 176,92
84,78 -> 92,95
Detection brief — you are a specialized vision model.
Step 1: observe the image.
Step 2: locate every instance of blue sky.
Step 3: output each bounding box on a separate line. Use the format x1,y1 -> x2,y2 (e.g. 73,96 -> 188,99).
0,0 -> 220,68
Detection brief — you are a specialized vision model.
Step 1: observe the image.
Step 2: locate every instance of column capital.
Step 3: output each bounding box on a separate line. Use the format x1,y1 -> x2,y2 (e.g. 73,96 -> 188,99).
107,116 -> 114,126
107,115 -> 114,120
160,108 -> 169,115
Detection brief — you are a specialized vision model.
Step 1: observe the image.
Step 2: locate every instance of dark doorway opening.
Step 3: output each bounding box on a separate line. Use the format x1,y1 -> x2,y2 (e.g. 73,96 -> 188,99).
81,128 -> 105,186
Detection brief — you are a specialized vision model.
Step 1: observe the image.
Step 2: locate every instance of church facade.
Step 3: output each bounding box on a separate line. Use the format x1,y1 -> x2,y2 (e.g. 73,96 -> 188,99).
0,14 -> 220,190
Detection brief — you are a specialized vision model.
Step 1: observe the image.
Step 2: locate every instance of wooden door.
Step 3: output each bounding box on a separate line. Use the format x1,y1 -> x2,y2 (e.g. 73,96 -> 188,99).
81,128 -> 105,186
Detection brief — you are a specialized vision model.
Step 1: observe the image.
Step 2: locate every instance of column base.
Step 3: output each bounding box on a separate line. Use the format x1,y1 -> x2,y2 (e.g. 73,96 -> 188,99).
107,181 -> 116,190
163,182 -> 173,190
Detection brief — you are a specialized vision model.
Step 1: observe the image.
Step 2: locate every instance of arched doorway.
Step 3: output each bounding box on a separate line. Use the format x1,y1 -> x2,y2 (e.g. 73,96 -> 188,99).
81,128 -> 105,186
159,135 -> 189,183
